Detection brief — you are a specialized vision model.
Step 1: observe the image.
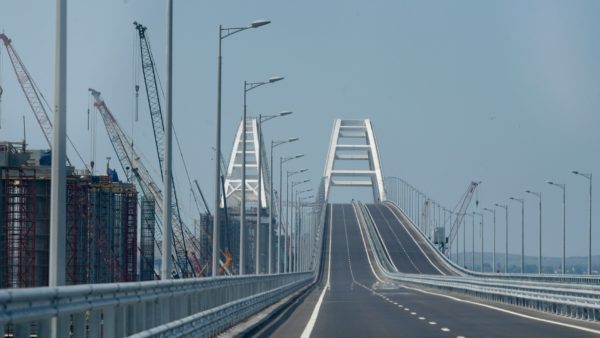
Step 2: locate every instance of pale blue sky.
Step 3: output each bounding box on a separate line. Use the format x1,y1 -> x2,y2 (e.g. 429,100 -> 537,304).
1,1 -> 599,259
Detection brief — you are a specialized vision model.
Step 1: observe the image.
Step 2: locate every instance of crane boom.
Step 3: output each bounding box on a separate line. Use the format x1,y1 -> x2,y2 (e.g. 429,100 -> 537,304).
0,33 -> 87,168
446,181 -> 479,254
133,22 -> 195,278
133,22 -> 166,174
0,33 -> 52,147
89,89 -> 195,278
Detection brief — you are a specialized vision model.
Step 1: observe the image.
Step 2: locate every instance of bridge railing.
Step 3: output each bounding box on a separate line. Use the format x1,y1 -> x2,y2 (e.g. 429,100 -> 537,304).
384,199 -> 600,286
0,272 -> 313,338
354,201 -> 600,323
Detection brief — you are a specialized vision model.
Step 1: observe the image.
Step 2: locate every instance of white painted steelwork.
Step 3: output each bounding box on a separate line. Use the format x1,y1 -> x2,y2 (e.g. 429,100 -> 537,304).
224,118 -> 270,209
323,119 -> 386,202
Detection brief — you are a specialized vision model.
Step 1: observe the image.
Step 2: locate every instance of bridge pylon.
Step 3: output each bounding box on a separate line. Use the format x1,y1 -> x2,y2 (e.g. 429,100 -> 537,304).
323,119 -> 386,202
223,117 -> 271,209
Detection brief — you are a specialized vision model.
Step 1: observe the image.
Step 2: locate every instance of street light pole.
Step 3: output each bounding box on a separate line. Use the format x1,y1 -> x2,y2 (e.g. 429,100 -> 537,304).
213,19 -> 270,277
525,190 -> 542,274
495,203 -> 508,273
547,181 -> 566,274
484,207 -> 496,272
278,156 -> 304,273
255,112 -> 292,275
509,197 -> 525,273
290,179 -> 310,272
472,212 -> 475,270
268,137 -> 297,274
240,77 -> 284,275
572,171 -> 592,275
50,0 -> 67,335
474,212 -> 484,272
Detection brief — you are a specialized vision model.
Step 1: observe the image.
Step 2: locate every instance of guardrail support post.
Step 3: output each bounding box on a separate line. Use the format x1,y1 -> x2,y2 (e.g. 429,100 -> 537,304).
88,310 -> 101,338
72,313 -> 85,338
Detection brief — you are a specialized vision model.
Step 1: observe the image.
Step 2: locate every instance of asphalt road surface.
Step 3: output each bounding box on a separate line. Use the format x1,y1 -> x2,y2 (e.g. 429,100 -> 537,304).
252,204 -> 600,338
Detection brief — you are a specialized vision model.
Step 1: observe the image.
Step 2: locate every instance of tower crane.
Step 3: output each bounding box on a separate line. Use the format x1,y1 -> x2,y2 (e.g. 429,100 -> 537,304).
0,33 -> 86,168
133,22 -> 195,278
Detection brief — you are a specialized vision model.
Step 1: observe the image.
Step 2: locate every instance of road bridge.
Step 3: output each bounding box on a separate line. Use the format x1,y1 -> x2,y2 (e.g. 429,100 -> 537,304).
251,204 -> 600,338
3,119 -> 600,337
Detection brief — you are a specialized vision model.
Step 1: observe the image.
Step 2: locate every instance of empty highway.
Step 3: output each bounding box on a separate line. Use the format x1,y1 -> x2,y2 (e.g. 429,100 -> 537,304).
252,204 -> 600,337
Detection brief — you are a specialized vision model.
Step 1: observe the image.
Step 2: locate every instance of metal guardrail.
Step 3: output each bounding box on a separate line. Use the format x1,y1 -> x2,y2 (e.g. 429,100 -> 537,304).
0,273 -> 312,338
0,186 -> 329,338
384,200 -> 600,287
354,201 -> 600,323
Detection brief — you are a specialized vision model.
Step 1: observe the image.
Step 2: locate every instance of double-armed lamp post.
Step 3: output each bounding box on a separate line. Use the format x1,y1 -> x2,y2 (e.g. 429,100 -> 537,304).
240,77 -> 284,275
213,19 -> 270,277
254,112 -> 293,274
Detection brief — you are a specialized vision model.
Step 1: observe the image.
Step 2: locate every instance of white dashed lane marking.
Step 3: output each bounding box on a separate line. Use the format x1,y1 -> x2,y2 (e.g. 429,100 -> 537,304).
429,321 -> 437,325
441,327 -> 450,332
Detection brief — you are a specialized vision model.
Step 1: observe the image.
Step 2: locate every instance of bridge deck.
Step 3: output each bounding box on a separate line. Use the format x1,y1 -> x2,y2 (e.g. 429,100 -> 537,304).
252,204 -> 600,337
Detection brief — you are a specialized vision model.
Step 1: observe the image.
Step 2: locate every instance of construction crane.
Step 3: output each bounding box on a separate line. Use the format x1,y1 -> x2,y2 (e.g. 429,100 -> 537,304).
444,181 -> 480,255
133,22 -> 196,278
0,33 -> 86,168
89,88 -> 195,278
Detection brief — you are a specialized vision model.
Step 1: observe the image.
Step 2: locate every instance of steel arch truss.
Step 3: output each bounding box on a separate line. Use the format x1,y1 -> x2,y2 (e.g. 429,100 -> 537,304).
323,119 -> 386,202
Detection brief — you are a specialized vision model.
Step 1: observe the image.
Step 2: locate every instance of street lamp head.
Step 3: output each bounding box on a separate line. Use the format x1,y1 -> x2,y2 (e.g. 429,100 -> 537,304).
509,197 -> 516,200
278,111 -> 293,116
299,168 -> 309,173
288,137 -> 299,143
295,154 -> 304,159
269,76 -> 284,83
251,20 -> 271,28
571,170 -> 579,175
546,181 -> 554,185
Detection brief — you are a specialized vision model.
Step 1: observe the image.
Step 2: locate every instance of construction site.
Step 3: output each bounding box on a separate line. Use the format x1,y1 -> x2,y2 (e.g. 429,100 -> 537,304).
0,141 -> 144,287
0,22 -> 280,287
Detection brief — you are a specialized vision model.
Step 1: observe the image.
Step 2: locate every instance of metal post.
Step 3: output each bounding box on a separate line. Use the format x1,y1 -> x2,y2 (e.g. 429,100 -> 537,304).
161,0 -> 174,280
505,205 -> 509,273
240,82 -> 248,275
212,25 -> 223,277
590,175 -> 593,275
539,196 -> 542,274
50,0 -> 67,336
278,158 -> 283,273
509,197 -> 524,273
495,203 -> 508,273
484,208 -> 496,271
521,202 -> 524,273
472,213 -> 475,270
463,216 -> 466,267
269,141 -> 274,274
590,175 -> 592,275
573,172 -> 592,275
480,213 -> 484,272
286,171 -> 290,272
563,186 -> 566,274
256,116 -> 262,274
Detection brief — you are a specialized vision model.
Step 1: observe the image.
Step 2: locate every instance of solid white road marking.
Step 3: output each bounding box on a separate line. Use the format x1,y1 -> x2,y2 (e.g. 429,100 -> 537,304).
301,205 -> 334,338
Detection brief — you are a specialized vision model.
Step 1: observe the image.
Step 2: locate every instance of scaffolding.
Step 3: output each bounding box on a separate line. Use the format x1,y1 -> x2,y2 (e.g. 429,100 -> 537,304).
140,196 -> 155,281
0,142 -> 142,288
